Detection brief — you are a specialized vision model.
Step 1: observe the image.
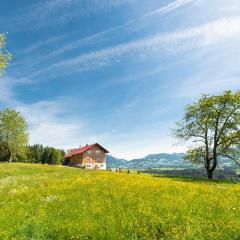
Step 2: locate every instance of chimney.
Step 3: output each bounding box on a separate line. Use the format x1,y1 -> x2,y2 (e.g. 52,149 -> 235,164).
86,144 -> 88,147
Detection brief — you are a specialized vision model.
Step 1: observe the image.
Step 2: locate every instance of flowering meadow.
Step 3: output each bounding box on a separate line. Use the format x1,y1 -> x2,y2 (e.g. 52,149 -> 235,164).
0,163 -> 240,239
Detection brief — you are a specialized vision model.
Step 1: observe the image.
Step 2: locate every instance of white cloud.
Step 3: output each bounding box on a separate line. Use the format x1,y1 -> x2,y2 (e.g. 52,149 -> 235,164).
0,0 -> 137,31
101,125 -> 186,159
16,0 -> 196,70
142,0 -> 195,18
46,17 -> 240,73
110,138 -> 186,160
175,77 -> 240,99
15,16 -> 240,82
15,100 -> 84,149
0,77 -> 15,104
0,78 -> 85,150
0,76 -> 25,105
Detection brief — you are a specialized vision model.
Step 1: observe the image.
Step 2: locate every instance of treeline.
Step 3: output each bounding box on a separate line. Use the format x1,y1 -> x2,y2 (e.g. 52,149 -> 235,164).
0,144 -> 65,164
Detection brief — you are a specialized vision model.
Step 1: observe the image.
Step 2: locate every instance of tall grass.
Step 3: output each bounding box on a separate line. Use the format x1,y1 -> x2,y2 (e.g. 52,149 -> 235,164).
0,163 -> 240,239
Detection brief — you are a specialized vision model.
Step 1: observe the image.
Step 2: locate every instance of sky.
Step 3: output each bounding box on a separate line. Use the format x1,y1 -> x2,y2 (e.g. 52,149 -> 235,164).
0,0 -> 240,159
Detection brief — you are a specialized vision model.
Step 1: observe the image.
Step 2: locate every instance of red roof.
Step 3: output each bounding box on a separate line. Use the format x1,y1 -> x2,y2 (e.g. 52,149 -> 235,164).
64,143 -> 109,158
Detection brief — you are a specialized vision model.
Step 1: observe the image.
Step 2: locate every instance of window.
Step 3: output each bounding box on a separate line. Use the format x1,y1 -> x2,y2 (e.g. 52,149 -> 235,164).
96,150 -> 100,154
87,150 -> 92,154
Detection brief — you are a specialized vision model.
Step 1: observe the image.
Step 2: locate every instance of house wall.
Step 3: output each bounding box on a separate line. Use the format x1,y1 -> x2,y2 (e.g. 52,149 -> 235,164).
68,145 -> 107,170
69,153 -> 83,166
82,145 -> 106,170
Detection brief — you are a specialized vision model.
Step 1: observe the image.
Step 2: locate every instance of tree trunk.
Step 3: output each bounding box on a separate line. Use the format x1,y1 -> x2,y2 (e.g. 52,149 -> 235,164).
7,149 -> 12,163
206,160 -> 217,179
207,170 -> 213,179
8,155 -> 12,163
205,159 -> 216,179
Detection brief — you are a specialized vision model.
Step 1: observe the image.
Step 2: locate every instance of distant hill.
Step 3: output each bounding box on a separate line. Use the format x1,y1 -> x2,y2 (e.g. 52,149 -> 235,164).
106,155 -> 129,168
106,153 -> 236,169
106,153 -> 192,169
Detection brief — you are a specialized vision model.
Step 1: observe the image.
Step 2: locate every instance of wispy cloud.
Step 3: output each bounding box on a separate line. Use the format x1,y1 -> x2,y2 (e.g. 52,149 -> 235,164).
142,0 -> 195,18
44,17 -> 240,74
8,0 -> 196,81
0,0 -> 137,31
15,0 -> 196,70
16,100 -> 85,149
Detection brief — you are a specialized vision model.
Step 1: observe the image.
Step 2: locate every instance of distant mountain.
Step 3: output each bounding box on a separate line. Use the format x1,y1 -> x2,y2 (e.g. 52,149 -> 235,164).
106,155 -> 129,168
106,153 -> 236,169
106,153 -> 192,169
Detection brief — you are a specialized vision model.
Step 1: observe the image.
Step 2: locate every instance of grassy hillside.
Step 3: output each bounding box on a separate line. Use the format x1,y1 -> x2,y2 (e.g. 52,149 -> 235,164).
0,163 -> 240,239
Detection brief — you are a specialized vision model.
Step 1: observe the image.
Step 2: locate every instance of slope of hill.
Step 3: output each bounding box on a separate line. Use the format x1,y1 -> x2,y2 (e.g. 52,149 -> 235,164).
0,163 -> 239,239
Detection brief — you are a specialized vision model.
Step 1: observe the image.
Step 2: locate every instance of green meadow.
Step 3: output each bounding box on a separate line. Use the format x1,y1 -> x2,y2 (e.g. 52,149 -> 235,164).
0,163 -> 240,240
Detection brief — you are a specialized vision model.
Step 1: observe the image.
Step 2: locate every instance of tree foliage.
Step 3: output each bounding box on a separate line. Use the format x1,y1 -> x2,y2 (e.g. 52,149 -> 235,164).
0,143 -> 65,164
27,144 -> 45,163
173,91 -> 240,179
25,144 -> 64,164
0,141 -> 9,161
0,33 -> 12,72
0,109 -> 28,162
42,146 -> 64,165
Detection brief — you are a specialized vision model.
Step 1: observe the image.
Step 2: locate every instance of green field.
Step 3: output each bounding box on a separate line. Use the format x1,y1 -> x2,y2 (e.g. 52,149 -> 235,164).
0,163 -> 240,240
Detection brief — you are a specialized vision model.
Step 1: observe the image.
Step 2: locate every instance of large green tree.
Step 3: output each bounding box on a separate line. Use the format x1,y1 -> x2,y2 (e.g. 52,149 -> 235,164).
0,33 -> 11,72
174,91 -> 240,179
0,109 -> 28,162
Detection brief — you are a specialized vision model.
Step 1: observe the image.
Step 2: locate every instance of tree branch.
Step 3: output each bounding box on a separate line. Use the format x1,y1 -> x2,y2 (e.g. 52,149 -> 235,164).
220,154 -> 240,166
216,106 -> 238,144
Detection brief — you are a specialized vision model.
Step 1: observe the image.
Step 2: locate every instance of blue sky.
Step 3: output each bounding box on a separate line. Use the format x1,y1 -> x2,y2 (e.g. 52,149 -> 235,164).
0,0 -> 240,159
